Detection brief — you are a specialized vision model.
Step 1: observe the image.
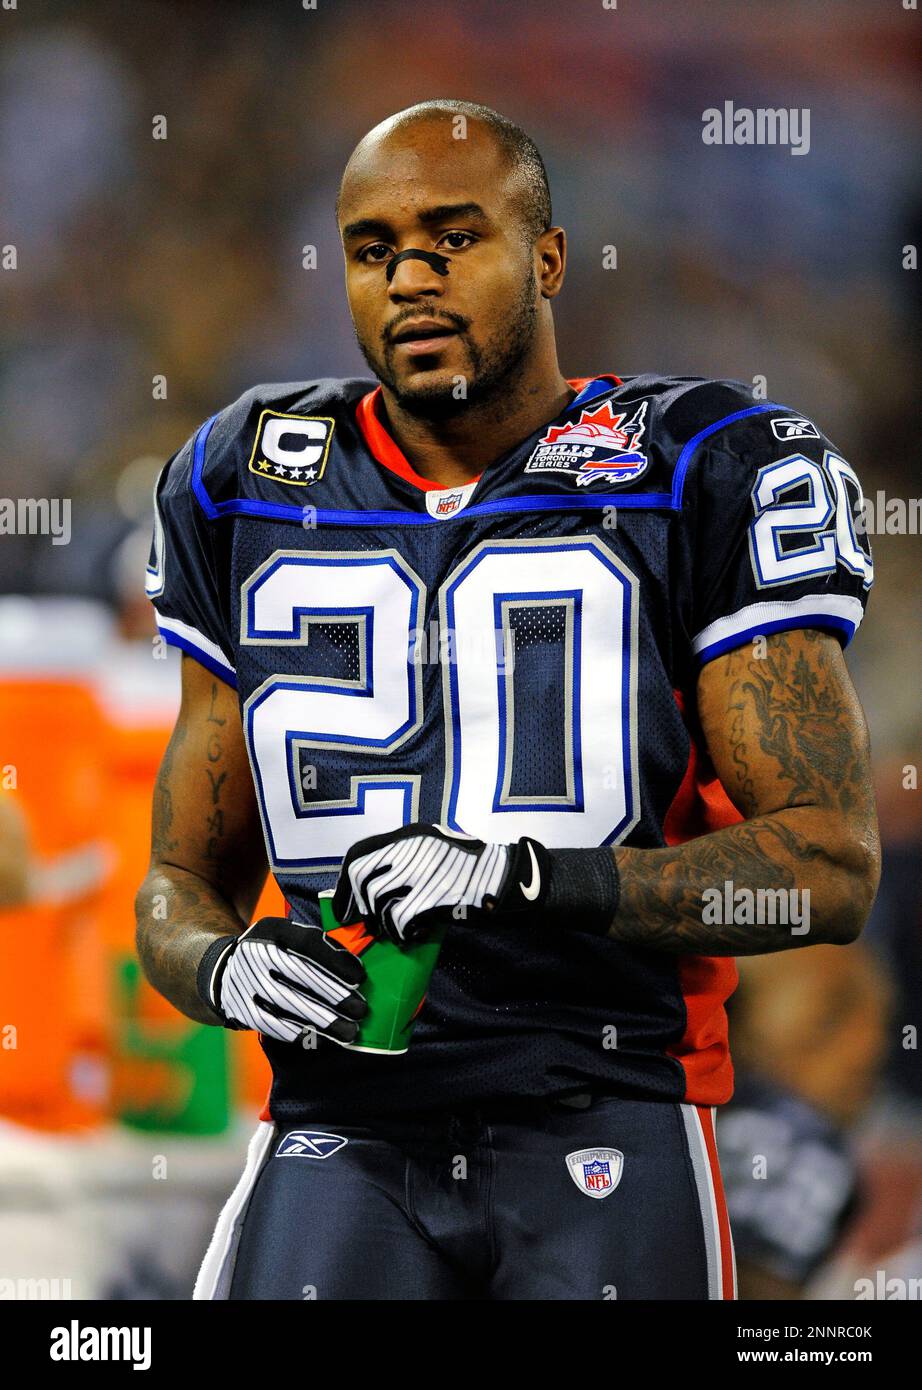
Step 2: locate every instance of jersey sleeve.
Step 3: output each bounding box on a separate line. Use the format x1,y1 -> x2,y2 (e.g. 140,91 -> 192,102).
682,394 -> 873,667
145,417 -> 236,687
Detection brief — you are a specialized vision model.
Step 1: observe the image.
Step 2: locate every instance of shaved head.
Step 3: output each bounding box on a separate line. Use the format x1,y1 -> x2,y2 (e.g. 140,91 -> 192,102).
338,100 -> 552,249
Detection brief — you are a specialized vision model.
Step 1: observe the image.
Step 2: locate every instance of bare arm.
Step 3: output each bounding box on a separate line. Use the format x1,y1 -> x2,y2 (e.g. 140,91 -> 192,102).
612,628 -> 881,954
135,654 -> 268,1022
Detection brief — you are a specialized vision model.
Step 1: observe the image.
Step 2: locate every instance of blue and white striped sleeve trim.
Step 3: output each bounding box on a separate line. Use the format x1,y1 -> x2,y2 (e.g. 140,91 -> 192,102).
692,594 -> 865,665
155,614 -> 237,687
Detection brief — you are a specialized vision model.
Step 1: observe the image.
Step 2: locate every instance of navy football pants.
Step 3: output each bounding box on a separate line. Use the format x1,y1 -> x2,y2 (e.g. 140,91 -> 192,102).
196,1093 -> 736,1300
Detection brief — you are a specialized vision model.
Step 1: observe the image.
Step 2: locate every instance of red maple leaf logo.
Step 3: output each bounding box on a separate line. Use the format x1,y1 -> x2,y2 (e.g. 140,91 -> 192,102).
542,401 -> 632,448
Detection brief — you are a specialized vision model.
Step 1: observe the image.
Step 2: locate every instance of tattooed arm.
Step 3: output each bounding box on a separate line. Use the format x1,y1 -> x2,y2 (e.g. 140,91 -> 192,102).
612,628 -> 880,954
135,654 -> 268,1022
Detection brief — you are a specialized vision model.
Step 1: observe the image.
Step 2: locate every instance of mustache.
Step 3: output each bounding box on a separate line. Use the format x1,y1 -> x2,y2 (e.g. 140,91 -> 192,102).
384,311 -> 470,345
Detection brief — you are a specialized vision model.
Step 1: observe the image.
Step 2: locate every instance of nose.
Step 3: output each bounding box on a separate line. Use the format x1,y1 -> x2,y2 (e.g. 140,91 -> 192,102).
386,253 -> 447,302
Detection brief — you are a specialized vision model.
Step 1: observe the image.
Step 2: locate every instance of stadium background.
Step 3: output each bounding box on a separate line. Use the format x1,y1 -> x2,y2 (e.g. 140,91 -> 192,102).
0,0 -> 919,1299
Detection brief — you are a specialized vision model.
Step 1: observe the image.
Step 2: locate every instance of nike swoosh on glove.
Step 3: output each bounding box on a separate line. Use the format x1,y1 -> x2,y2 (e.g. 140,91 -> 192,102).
331,822 -> 551,945
196,916 -> 368,1046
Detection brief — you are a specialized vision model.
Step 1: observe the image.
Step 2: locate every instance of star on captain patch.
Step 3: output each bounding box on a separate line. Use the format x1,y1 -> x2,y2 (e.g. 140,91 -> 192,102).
247,409 -> 335,486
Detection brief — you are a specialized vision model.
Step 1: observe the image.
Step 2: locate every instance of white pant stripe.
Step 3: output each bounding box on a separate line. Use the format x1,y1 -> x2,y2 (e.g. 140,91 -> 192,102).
193,1120 -> 276,1300
680,1103 -> 727,1300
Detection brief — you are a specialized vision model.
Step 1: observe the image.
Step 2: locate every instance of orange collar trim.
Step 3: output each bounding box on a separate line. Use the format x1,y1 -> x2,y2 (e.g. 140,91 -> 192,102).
354,375 -> 623,494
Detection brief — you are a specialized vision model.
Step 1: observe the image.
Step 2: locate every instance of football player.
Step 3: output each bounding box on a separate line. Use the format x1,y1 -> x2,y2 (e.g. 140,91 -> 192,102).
136,100 -> 880,1300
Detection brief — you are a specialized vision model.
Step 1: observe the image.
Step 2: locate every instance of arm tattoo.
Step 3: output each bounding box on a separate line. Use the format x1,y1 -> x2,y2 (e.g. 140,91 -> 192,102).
615,813 -> 836,955
150,720 -> 185,859
723,628 -> 872,819
612,630 -> 879,956
137,680 -> 258,1024
204,683 -> 229,866
137,864 -> 245,1024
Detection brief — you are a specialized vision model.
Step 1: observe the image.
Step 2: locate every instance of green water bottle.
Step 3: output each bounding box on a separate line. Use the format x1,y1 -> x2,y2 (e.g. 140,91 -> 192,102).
318,890 -> 444,1055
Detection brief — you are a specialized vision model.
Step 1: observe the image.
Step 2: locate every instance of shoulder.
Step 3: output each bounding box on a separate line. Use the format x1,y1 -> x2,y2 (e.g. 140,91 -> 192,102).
642,374 -> 837,507
628,372 -> 811,441
158,377 -> 374,515
602,374 -> 833,508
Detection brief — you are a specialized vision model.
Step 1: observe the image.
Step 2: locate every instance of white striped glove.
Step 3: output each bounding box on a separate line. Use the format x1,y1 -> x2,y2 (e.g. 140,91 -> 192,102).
196,917 -> 368,1045
331,822 -> 551,945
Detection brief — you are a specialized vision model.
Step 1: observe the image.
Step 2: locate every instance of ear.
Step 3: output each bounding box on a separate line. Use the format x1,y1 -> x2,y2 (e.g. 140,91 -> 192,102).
536,226 -> 566,299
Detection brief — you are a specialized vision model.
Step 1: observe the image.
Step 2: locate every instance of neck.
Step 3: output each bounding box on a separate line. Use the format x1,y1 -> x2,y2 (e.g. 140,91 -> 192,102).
377,341 -> 574,487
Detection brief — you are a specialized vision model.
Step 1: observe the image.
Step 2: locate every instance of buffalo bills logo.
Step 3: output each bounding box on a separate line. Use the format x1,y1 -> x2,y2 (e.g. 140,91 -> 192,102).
525,400 -> 650,486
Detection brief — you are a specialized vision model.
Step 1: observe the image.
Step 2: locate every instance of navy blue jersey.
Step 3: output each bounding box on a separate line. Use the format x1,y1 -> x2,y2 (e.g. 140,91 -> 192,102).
147,373 -> 873,1123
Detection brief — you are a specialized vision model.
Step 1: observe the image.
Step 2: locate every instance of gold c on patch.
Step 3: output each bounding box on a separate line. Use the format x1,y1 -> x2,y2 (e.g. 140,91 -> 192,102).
247,409 -> 335,486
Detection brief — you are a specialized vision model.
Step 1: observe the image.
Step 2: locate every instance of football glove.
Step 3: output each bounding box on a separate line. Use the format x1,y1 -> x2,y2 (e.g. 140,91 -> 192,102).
332,822 -> 546,945
196,916 -> 368,1046
332,822 -> 619,945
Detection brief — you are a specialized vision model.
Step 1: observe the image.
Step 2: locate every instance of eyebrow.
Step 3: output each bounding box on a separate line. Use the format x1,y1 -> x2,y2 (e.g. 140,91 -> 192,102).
341,202 -> 491,242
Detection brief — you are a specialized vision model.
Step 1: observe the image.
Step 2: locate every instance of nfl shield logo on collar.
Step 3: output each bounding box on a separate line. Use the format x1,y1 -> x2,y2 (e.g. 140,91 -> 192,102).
565,1147 -> 624,1199
425,480 -> 478,518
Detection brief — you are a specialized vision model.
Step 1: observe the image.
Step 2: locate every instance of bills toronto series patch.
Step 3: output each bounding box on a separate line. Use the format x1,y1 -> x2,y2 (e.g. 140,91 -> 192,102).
525,399 -> 650,486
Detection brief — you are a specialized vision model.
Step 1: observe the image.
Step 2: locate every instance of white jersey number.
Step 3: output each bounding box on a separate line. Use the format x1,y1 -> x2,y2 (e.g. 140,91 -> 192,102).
749,451 -> 873,589
242,538 -> 640,872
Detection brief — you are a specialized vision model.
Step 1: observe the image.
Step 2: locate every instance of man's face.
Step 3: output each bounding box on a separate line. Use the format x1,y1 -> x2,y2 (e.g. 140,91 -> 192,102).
338,120 -> 540,418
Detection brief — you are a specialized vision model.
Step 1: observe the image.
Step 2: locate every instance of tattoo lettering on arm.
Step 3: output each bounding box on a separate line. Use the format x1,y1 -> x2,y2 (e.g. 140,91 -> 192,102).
204,681 -> 230,867
136,659 -> 268,1024
612,629 -> 880,956
207,679 -> 227,730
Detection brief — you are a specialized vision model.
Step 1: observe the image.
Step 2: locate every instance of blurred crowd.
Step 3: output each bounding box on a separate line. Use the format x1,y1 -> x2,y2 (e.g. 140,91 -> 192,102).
0,0 -> 920,1297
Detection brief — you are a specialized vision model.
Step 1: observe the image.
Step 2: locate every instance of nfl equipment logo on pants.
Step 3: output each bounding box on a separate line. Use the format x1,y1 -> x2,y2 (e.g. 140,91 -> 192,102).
566,1147 -> 624,1199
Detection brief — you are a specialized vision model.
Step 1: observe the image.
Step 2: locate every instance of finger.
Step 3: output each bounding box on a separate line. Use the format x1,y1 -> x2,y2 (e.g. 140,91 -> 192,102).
361,835 -> 433,912
253,993 -> 360,1044
268,968 -> 368,1020
278,941 -> 366,999
227,943 -> 358,1029
250,917 -> 366,983
359,860 -> 400,914
373,885 -> 413,942
252,976 -> 354,1031
345,847 -> 391,915
399,842 -> 473,920
364,835 -> 450,923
